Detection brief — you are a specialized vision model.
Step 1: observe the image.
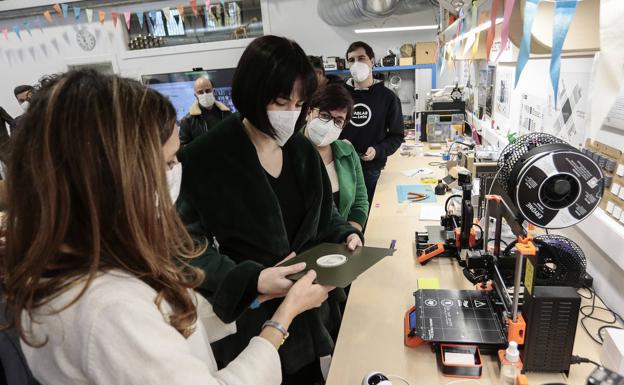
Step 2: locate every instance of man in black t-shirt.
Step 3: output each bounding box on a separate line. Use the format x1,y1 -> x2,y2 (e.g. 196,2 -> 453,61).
179,77 -> 231,145
340,41 -> 404,205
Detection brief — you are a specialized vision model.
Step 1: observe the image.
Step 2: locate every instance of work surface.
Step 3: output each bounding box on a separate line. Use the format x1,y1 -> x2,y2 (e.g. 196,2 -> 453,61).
326,146 -> 605,385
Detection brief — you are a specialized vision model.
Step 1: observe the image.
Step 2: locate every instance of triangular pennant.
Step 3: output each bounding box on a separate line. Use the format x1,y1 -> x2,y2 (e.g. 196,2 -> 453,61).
23,21 -> 32,36
73,5 -> 81,21
53,3 -> 62,16
495,0 -> 516,62
2,28 -> 8,41
486,0 -> 499,62
515,0 -> 541,86
43,10 -> 54,24
149,10 -> 157,24
12,25 -> 21,40
86,9 -> 94,23
99,10 -> 106,25
177,3 -> 185,20
124,12 -> 131,30
550,0 -> 579,106
190,0 -> 198,17
162,7 -> 172,22
473,12 -> 487,58
205,1 -> 211,11
112,12 -> 118,28
464,1 -> 478,56
174,14 -> 180,24
61,3 -> 69,18
35,17 -> 43,32
137,12 -> 144,29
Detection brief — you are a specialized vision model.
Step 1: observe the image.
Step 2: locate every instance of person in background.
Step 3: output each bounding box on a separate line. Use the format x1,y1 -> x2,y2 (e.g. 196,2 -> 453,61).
0,107 -> 13,164
340,41 -> 404,205
1,69 -> 331,385
179,76 -> 231,145
304,84 -> 368,231
177,35 -> 363,385
11,85 -> 33,134
308,55 -> 344,87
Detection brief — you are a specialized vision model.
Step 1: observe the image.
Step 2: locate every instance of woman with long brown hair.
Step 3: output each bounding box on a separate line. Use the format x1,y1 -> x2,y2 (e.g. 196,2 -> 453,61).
0,69 -> 330,384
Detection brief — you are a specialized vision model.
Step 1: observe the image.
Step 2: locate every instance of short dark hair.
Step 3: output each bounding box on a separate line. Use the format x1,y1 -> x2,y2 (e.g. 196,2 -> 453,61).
14,85 -> 33,97
309,84 -> 354,124
346,41 -> 375,61
232,35 -> 317,139
308,56 -> 324,72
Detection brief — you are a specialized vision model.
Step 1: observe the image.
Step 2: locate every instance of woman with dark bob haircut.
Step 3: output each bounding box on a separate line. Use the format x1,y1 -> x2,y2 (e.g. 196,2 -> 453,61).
177,35 -> 363,383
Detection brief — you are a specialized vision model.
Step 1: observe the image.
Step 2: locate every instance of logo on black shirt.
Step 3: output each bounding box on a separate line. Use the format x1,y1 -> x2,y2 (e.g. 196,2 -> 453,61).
350,103 -> 372,127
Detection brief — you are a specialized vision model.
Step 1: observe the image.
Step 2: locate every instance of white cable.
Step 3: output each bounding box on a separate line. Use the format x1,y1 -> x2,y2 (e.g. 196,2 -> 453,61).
387,374 -> 411,385
445,379 -> 482,385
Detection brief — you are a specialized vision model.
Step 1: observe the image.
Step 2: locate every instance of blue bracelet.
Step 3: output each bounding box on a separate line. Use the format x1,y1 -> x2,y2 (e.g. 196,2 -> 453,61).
250,297 -> 261,310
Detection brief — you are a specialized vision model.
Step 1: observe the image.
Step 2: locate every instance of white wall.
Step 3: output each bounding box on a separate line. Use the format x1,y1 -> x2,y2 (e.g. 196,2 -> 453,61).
0,0 -> 439,117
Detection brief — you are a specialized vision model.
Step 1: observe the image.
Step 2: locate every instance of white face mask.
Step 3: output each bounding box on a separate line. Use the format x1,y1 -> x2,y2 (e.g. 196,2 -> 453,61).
166,162 -> 182,203
350,62 -> 371,83
197,93 -> 215,108
307,118 -> 341,147
20,101 -> 30,112
267,110 -> 301,147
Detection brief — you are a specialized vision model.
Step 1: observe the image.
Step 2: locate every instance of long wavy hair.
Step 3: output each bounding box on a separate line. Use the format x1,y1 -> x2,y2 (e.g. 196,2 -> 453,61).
1,69 -> 204,344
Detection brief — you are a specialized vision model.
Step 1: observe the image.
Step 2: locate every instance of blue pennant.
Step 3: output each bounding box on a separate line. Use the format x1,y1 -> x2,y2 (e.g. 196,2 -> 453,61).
73,5 -> 81,22
550,0 -> 579,107
137,12 -> 144,30
61,3 -> 69,18
515,0 -> 541,87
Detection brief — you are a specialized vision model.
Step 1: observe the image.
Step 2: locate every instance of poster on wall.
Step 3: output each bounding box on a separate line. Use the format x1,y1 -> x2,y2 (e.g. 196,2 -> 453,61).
603,90 -> 624,132
551,73 -> 590,148
518,92 -> 545,135
479,66 -> 496,118
494,66 -> 514,120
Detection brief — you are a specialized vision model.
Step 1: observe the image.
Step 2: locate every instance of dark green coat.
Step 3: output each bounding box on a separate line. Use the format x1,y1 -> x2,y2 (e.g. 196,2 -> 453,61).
331,139 -> 369,228
177,113 -> 363,374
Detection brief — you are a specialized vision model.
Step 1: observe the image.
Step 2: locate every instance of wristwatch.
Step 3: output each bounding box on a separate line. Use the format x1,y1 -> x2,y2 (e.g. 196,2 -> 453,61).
262,320 -> 289,345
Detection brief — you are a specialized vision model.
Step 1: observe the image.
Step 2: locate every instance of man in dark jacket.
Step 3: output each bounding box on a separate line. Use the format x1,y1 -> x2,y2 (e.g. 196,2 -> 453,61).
340,42 -> 404,205
179,77 -> 230,145
0,107 -> 13,162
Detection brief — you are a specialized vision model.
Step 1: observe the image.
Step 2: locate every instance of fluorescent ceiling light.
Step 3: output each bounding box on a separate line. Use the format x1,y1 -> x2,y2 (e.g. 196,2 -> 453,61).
354,25 -> 439,34
447,17 -> 504,44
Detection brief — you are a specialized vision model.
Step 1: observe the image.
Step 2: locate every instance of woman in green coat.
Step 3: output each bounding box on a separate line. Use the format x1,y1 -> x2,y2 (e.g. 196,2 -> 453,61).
304,84 -> 369,230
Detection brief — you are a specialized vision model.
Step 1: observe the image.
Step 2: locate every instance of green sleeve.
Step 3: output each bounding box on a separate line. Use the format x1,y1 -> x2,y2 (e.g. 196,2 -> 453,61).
347,149 -> 369,228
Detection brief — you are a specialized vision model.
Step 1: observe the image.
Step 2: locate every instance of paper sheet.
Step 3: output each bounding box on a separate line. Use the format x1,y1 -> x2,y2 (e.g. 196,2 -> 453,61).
445,352 -> 475,365
419,205 -> 446,221
401,167 -> 434,177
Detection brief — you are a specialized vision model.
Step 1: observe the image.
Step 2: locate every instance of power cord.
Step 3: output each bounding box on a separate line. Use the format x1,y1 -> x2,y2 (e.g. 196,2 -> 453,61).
578,286 -> 624,344
570,355 -> 601,367
445,194 -> 462,214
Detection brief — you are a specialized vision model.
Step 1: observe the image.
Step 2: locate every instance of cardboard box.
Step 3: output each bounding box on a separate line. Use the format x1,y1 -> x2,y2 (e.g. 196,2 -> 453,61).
416,42 -> 437,64
399,57 -> 414,66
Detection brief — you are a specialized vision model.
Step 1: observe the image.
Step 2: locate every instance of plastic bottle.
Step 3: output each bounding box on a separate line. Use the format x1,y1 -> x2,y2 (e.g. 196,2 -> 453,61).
499,341 -> 520,385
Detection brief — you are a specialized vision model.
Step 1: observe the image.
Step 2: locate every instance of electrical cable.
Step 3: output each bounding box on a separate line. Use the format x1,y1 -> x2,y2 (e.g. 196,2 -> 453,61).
444,194 -> 462,214
387,374 -> 410,385
472,223 -> 484,240
487,238 -> 509,247
428,161 -> 447,169
578,287 -> 624,345
570,355 -> 601,367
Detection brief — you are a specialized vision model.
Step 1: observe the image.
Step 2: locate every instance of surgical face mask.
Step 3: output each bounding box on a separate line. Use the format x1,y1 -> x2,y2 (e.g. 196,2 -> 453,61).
197,92 -> 215,108
267,110 -> 301,147
20,101 -> 30,112
166,162 -> 182,203
350,62 -> 371,83
307,118 -> 341,147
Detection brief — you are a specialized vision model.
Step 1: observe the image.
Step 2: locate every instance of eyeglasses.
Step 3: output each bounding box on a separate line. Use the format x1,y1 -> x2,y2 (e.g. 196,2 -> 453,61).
196,88 -> 213,95
316,109 -> 346,129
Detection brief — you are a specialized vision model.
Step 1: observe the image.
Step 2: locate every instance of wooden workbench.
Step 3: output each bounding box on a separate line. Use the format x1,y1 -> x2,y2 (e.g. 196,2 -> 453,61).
326,146 -> 604,385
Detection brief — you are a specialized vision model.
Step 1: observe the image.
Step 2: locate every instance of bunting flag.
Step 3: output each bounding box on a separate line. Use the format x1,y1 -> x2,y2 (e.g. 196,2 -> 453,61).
464,2 -> 478,56
35,17 -> 43,32
99,10 -> 106,24
61,3 -> 69,18
112,12 -> 118,28
191,0 -> 199,17
473,12 -> 487,58
86,9 -> 94,23
73,5 -> 81,22
550,0 -> 579,106
454,9 -> 464,57
23,21 -> 32,36
44,11 -> 54,24
137,12 -> 145,29
495,0 -> 516,62
53,3 -> 62,16
2,28 -> 8,41
205,1 -> 211,11
12,25 -> 21,40
174,14 -> 180,24
515,0 -> 541,87
148,10 -> 157,29
589,0 -> 624,139
177,3 -> 186,20
486,0 -> 499,62
162,7 -> 172,23
124,12 -> 132,30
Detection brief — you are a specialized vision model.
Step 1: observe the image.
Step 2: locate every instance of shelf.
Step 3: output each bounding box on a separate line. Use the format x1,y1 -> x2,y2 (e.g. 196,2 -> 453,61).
326,64 -> 438,88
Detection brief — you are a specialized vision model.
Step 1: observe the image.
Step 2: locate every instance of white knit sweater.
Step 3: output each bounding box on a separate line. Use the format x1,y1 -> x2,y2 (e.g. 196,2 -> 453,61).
20,271 -> 282,385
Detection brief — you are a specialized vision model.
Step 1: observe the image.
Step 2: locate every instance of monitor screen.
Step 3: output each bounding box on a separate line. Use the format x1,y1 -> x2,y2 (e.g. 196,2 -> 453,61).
142,69 -> 237,122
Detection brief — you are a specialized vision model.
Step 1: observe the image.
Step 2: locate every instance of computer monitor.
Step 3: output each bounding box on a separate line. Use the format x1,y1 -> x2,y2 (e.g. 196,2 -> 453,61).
142,68 -> 237,122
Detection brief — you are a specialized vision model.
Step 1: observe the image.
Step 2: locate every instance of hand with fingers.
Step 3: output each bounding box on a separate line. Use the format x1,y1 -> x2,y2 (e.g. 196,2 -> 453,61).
360,146 -> 376,161
345,233 -> 362,251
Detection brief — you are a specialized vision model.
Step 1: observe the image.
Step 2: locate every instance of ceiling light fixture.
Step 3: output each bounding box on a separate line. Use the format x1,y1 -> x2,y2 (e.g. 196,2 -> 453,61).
354,25 -> 439,34
447,17 -> 504,44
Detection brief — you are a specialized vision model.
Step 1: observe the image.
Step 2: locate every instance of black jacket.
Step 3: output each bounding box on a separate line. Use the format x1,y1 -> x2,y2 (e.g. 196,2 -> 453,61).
177,113 -> 362,374
179,100 -> 230,145
0,107 -> 13,163
340,79 -> 404,171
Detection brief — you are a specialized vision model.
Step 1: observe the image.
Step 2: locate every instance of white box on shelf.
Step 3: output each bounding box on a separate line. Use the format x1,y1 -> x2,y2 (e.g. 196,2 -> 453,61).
617,164 -> 624,177
600,328 -> 624,375
612,183 -> 622,196
607,201 -> 616,213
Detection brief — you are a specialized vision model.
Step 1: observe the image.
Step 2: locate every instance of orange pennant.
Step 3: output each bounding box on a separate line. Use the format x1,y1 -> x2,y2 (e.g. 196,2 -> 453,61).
43,10 -> 54,24
53,3 -> 62,16
190,0 -> 198,17
99,10 -> 106,24
177,3 -> 185,20
112,12 -> 118,28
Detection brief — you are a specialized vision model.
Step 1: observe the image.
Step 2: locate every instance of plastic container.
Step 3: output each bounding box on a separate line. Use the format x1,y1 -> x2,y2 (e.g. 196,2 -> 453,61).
499,342 -> 520,385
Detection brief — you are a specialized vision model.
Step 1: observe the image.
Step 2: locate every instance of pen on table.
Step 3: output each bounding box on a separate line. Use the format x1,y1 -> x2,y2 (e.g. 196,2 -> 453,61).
390,240 -> 396,250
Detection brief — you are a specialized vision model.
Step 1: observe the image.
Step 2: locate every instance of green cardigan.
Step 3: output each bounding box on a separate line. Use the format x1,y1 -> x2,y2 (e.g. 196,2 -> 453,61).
176,113 -> 363,374
331,140 -> 369,227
